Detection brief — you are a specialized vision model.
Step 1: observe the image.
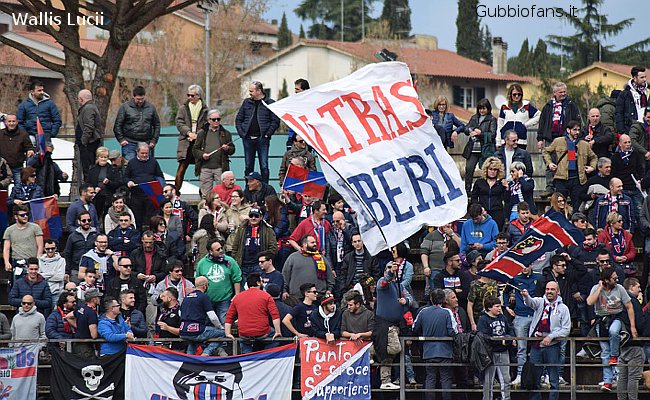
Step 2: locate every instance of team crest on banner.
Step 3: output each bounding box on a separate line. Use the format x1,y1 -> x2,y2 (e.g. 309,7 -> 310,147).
300,338 -> 371,400
267,62 -> 467,255
0,344 -> 40,400
125,343 -> 296,400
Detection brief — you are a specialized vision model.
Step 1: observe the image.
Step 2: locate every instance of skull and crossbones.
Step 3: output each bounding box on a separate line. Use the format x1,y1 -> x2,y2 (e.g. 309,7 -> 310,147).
71,383 -> 114,400
71,365 -> 114,400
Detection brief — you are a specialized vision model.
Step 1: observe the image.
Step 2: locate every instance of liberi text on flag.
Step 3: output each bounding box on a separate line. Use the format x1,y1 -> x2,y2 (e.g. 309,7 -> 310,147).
268,62 -> 467,254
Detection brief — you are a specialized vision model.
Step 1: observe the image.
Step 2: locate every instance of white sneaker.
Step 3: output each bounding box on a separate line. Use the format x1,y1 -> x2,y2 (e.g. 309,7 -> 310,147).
559,377 -> 569,385
511,375 -> 521,387
541,375 -> 550,388
576,349 -> 588,358
380,382 -> 400,390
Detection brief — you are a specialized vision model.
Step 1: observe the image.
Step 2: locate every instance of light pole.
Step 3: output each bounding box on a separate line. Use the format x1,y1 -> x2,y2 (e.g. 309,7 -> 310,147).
199,1 -> 217,106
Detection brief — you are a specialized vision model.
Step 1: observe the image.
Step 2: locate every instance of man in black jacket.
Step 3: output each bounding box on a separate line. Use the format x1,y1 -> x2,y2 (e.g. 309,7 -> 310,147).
131,232 -> 168,284
616,66 -> 647,135
76,89 -> 103,179
235,80 -> 280,183
618,277 -> 646,400
494,130 -> 534,178
537,82 -> 582,197
125,143 -> 164,228
163,184 -> 198,241
105,257 -> 147,315
243,171 -> 276,212
64,211 -> 98,283
341,233 -> 379,292
114,85 -> 161,162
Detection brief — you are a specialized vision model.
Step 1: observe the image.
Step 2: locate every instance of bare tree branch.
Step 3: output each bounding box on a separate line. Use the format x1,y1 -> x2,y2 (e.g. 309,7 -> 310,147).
0,35 -> 65,73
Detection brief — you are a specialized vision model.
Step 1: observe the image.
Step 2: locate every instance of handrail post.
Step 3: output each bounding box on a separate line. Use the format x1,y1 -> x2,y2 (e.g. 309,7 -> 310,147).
399,337 -> 406,400
570,338 -> 576,400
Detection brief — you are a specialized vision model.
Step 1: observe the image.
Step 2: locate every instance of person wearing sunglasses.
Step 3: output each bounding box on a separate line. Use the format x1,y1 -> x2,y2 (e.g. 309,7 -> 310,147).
496,83 -> 540,151
63,210 -> 98,283
230,207 -> 277,282
7,165 -> 43,210
65,182 -> 99,233
10,294 -> 46,342
175,84 -> 208,192
3,204 -> 44,276
38,239 -> 67,307
235,80 -> 280,184
278,134 -> 316,186
193,109 -> 235,198
113,85 -> 161,162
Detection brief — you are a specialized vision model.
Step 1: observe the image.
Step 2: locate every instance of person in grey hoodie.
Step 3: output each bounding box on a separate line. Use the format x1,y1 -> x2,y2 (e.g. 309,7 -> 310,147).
11,295 -> 46,343
522,281 -> 571,400
39,239 -> 67,307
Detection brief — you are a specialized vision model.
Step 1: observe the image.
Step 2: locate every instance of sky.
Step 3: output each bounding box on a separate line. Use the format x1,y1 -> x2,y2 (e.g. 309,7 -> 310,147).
263,0 -> 647,59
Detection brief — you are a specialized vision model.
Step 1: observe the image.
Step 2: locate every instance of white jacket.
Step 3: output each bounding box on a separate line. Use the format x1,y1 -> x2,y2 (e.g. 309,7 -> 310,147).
524,295 -> 571,344
497,100 -> 541,146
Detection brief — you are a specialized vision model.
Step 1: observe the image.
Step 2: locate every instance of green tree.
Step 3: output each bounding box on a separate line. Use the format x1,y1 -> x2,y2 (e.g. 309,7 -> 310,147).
532,39 -> 550,78
299,24 -> 306,39
546,0 -> 647,71
456,0 -> 482,61
295,0 -> 375,41
480,25 -> 492,64
379,0 -> 411,39
278,78 -> 289,99
277,12 -> 293,49
509,38 -> 531,76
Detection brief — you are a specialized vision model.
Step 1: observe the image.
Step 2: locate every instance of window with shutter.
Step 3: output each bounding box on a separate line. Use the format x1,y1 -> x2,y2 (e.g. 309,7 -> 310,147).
453,86 -> 461,106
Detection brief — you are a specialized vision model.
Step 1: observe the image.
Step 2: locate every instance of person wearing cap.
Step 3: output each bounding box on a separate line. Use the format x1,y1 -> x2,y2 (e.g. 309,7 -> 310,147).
307,293 -> 342,343
193,108 -> 235,197
243,171 -> 276,211
230,207 -> 277,281
71,287 -> 102,359
225,273 -> 281,353
236,80 -> 280,183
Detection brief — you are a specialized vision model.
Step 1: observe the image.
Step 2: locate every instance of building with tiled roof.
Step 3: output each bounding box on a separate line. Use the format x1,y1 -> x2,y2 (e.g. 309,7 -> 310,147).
568,62 -> 636,93
238,36 -> 532,120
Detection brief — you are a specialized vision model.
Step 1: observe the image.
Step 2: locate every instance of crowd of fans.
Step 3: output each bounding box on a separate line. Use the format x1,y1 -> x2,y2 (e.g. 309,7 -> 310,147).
1,67 -> 650,399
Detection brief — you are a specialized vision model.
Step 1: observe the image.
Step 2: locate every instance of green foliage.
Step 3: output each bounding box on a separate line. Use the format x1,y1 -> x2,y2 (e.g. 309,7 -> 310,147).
278,78 -> 289,99
295,0 -> 375,41
480,25 -> 492,64
509,38 -> 561,79
166,88 -> 179,125
277,12 -> 293,49
379,0 -> 411,39
456,0 -> 482,61
299,24 -> 306,39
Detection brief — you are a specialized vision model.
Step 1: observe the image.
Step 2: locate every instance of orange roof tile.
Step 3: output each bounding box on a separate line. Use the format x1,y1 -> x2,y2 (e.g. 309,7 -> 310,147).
302,39 -> 531,82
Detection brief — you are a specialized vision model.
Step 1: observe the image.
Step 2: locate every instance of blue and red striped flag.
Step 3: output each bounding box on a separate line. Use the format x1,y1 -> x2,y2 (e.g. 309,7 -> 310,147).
0,190 -> 7,238
36,117 -> 47,163
28,196 -> 62,240
479,209 -> 584,282
282,164 -> 327,199
138,180 -> 164,208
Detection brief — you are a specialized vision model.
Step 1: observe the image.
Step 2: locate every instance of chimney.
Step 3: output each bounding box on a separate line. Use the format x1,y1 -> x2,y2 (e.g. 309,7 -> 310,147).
492,37 -> 508,75
271,19 -> 278,26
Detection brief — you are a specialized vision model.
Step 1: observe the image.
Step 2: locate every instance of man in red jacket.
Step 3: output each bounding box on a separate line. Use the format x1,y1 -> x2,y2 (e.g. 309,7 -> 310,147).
224,273 -> 281,353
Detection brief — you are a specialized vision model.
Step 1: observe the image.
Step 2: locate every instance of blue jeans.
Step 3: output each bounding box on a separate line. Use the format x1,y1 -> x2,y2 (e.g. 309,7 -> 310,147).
243,136 -> 270,183
240,263 -> 262,284
182,326 -> 225,356
239,329 -> 279,354
10,166 -> 21,185
596,319 -> 622,358
530,344 -> 560,400
121,142 -> 138,162
576,301 -> 591,337
425,358 -> 452,400
212,299 -> 231,327
624,189 -> 643,226
513,315 -> 533,376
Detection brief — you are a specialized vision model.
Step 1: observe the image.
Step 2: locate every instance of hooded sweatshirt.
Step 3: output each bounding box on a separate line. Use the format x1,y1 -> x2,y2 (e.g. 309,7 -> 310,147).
39,252 -> 66,296
308,305 -> 342,339
460,214 -> 499,254
10,306 -> 46,341
524,294 -> 571,345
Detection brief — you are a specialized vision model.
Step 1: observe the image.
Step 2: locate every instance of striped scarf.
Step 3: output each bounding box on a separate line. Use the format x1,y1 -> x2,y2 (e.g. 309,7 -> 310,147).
303,249 -> 327,280
551,98 -> 564,134
565,134 -> 578,172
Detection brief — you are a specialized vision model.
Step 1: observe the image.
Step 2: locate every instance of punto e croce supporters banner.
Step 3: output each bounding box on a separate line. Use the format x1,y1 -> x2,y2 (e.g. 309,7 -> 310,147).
268,62 -> 467,254
0,344 -> 40,400
125,343 -> 296,400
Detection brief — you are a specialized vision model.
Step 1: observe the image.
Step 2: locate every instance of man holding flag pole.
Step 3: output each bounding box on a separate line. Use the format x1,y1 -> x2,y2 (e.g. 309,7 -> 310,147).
125,142 -> 164,228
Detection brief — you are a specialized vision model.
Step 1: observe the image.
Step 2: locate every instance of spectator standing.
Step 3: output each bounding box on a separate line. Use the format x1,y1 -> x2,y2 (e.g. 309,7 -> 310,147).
0,312 -> 10,340
66,183 -> 100,232
194,239 -> 242,324
283,234 -> 334,300
593,178 -> 635,232
211,171 -> 242,206
71,288 -> 102,359
282,283 -> 319,337
76,89 -> 103,178
114,85 -> 161,161
179,276 -> 226,356
46,292 -> 77,346
341,291 -> 375,343
3,204 -> 43,275
413,289 -> 455,400
597,90 -> 619,132
156,287 -> 185,351
125,143 -> 164,228
235,80 -> 280,183
494,130 -> 534,179
462,99 -> 497,195
459,203 -> 498,258
477,296 -> 514,400
278,134 -> 316,185
506,202 -> 532,244
568,228 -> 602,339
86,147 -> 121,217
9,259 -> 52,316
615,66 -> 647,135
307,293 -> 342,342
217,189 -> 251,242
506,162 -> 536,220
175,84 -> 208,191
131,232 -> 168,286
497,84 -> 540,150
579,157 -> 612,214
597,212 -> 636,278
611,134 -> 645,222
230,206 -> 277,281
288,200 -> 331,255
421,224 -> 460,293
225,273 -> 281,353
98,296 -> 134,355
104,257 -> 147,315
429,95 -> 464,149
26,141 -> 68,198
341,233 -> 380,292
0,114 -> 35,183
151,261 -> 194,305
63,210 -> 97,282
258,250 -> 284,290
7,166 -> 43,210
579,108 -> 614,159
104,194 -> 136,233
629,108 -> 650,169
243,171 -> 276,211
78,234 -> 116,290
193,109 -> 235,197
39,239 -> 66,307
537,82 -> 582,197
11,295 -> 46,342
119,289 -> 147,338
433,251 -> 471,310
471,157 -> 507,230
107,212 -> 141,257
17,80 -> 62,143
542,120 -> 597,210
617,278 -> 646,400
467,273 -> 499,332
522,282 -> 571,400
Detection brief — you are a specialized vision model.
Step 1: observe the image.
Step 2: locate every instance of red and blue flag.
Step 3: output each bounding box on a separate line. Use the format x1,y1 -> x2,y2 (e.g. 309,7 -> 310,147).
283,164 -> 327,199
29,196 -> 62,240
138,180 -> 164,208
0,190 -> 7,238
479,209 -> 584,282
36,117 -> 46,163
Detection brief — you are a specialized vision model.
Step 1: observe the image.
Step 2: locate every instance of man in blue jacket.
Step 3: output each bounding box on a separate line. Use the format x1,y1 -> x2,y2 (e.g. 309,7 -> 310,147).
46,292 -> 77,349
98,296 -> 134,355
413,289 -> 455,400
17,81 -> 62,143
235,80 -> 280,183
9,258 -> 52,316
